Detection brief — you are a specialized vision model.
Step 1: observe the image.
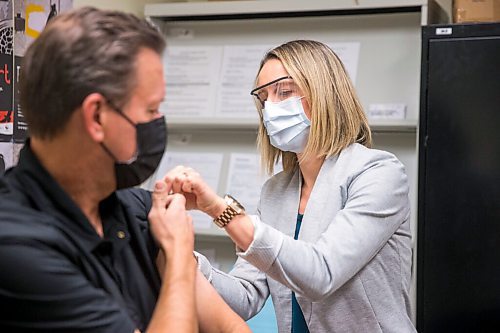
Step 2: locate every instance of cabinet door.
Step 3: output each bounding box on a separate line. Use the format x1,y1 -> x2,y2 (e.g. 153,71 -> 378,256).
418,32 -> 500,332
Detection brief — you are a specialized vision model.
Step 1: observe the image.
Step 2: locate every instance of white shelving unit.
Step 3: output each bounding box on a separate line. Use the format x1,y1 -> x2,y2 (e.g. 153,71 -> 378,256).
145,0 -> 441,321
166,118 -> 418,132
146,0 -> 430,24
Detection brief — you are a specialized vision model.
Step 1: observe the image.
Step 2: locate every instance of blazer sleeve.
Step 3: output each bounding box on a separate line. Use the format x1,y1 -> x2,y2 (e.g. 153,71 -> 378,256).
237,153 -> 411,301
195,248 -> 270,320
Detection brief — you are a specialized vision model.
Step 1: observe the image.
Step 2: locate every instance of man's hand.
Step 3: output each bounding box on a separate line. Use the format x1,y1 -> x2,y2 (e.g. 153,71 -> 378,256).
148,181 -> 194,260
163,166 -> 226,218
147,181 -> 198,333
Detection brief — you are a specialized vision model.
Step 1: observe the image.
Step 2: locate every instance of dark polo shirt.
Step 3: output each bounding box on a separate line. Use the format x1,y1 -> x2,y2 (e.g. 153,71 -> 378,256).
0,142 -> 160,332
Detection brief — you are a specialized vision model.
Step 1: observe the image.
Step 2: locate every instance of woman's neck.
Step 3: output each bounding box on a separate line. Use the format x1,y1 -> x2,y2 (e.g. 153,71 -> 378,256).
298,154 -> 324,190
296,154 -> 324,214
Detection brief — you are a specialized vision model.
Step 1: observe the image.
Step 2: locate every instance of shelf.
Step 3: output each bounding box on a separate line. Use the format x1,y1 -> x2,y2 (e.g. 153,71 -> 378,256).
146,0 -> 427,22
167,117 -> 259,131
166,117 -> 417,133
147,0 -> 424,311
369,119 -> 418,133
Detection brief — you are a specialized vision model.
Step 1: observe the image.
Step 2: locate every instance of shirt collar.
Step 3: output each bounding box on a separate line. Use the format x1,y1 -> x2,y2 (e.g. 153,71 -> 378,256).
16,140 -> 128,251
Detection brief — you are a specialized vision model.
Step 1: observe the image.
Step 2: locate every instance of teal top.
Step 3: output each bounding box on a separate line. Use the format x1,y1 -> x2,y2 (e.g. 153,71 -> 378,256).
292,214 -> 309,333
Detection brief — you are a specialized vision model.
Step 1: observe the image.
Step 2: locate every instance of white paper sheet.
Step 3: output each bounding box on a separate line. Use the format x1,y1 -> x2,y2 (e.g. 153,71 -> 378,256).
161,46 -> 223,118
368,103 -> 407,119
159,43 -> 359,119
226,153 -> 270,215
147,151 -> 224,230
327,42 -> 361,85
215,45 -> 272,119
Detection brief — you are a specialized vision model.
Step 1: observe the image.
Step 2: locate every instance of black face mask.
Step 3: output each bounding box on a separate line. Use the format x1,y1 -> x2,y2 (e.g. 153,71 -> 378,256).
101,105 -> 167,190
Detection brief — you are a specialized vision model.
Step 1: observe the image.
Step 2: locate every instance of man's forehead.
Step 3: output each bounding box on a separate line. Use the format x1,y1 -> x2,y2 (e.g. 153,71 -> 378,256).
131,50 -> 164,99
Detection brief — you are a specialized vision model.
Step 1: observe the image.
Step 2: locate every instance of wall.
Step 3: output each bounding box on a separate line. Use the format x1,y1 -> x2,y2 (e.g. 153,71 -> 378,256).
73,0 -> 167,17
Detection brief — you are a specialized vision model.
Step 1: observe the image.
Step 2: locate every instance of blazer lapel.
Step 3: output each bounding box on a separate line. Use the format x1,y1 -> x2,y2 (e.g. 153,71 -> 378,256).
274,168 -> 301,238
299,155 -> 340,241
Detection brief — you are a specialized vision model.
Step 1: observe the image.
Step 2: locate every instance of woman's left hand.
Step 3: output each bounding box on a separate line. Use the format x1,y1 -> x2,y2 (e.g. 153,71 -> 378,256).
163,165 -> 225,217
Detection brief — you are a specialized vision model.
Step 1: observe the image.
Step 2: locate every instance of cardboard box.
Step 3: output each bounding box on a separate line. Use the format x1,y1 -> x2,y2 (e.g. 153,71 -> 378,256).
453,0 -> 500,23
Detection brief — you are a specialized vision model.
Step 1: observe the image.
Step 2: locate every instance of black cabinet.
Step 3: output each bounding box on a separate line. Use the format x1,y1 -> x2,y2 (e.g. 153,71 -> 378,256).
417,23 -> 500,332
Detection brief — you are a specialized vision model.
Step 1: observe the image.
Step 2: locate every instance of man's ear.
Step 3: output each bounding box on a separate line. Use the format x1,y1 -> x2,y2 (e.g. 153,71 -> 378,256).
81,93 -> 106,142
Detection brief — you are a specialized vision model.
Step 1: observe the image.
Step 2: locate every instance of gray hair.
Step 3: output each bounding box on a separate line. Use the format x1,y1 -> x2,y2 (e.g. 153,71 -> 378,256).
20,7 -> 166,139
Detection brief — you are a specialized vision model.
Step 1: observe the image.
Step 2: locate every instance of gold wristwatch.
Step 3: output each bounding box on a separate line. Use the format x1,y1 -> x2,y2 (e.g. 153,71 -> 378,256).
213,194 -> 245,228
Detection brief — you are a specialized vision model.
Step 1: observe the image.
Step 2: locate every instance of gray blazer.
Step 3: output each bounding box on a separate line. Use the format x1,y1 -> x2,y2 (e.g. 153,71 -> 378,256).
197,143 -> 416,332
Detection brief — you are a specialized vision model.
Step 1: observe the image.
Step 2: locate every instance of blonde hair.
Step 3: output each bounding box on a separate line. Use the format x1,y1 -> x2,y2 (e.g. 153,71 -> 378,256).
255,40 -> 372,174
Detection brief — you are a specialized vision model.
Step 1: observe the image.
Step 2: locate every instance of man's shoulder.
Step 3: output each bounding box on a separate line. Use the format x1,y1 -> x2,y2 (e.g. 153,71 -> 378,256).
116,187 -> 152,219
117,187 -> 151,205
0,199 -> 62,243
0,180 -> 65,246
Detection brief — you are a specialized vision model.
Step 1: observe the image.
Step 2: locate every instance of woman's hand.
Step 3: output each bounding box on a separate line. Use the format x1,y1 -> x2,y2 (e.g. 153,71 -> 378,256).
163,165 -> 225,218
162,166 -> 255,251
148,181 -> 194,257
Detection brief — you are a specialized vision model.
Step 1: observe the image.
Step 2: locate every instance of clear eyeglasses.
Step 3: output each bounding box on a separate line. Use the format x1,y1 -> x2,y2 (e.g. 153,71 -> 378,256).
250,76 -> 302,107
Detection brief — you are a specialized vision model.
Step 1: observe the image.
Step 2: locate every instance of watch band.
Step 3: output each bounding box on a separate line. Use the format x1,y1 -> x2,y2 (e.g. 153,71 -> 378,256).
213,194 -> 245,228
213,205 -> 238,228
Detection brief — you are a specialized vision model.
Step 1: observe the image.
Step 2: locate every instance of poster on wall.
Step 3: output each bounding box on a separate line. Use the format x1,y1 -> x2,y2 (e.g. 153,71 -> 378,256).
13,0 -> 73,143
0,53 -> 13,141
13,55 -> 25,142
0,141 -> 14,175
0,1 -> 13,57
0,1 -> 13,142
0,0 -> 73,166
14,0 -> 73,57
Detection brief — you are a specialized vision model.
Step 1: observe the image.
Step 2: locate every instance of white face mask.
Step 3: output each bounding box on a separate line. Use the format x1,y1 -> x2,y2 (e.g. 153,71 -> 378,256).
262,96 -> 310,153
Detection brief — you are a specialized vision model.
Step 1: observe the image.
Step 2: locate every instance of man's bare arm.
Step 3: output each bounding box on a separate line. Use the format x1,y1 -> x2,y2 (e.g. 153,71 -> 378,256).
146,182 -> 198,333
196,270 -> 251,333
147,248 -> 197,332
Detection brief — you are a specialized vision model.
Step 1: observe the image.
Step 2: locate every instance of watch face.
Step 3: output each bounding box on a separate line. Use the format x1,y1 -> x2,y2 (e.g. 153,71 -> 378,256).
225,194 -> 245,213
